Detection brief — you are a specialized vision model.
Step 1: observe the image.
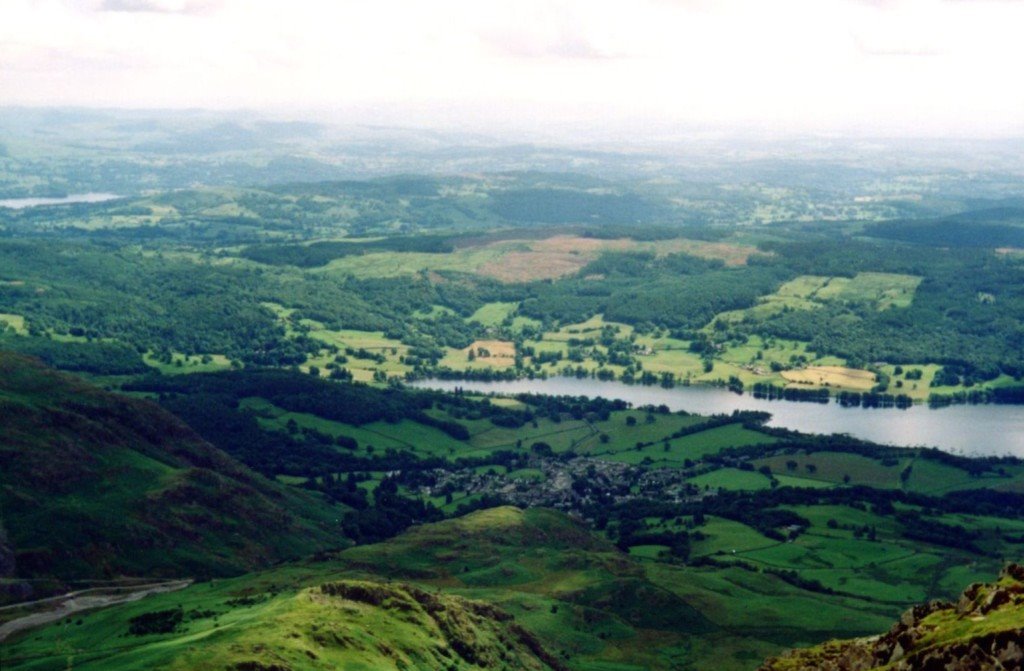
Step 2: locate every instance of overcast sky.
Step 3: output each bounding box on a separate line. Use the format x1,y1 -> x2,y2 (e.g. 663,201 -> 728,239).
1,0 -> 1022,137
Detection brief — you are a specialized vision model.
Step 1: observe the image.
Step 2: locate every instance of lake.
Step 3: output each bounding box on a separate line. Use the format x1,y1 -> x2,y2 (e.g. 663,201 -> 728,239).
409,377 -> 1024,457
0,193 -> 122,209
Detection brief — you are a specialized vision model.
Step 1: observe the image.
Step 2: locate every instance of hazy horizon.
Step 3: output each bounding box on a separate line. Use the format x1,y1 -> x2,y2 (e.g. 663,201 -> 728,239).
2,0 -> 1023,140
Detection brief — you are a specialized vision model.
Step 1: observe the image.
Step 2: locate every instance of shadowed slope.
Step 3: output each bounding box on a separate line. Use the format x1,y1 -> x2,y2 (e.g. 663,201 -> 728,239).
0,352 -> 343,590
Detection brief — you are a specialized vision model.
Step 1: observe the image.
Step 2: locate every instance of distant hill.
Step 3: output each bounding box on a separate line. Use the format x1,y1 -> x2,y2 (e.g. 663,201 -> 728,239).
0,353 -> 343,595
863,207 -> 1024,247
759,563 -> 1024,670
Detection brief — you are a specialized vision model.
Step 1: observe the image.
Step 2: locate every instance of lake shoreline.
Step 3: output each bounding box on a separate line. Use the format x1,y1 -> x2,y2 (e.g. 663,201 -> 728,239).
408,376 -> 1024,456
408,370 -> 1022,409
0,193 -> 122,209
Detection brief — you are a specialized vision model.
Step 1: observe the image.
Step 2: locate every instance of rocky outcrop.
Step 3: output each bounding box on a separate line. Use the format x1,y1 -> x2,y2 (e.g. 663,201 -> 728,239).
315,580 -> 569,671
759,564 -> 1024,671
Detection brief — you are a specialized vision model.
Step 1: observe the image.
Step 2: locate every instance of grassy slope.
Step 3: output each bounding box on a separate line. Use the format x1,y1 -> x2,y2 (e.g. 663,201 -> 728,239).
758,564 -> 1024,671
225,387 -> 1021,625
0,352 -> 343,587
2,576 -> 567,671
2,507 -> 910,671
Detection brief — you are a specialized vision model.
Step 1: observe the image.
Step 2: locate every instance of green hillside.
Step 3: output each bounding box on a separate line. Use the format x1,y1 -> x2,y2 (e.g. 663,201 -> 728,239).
759,563 -> 1024,670
0,352 -> 343,593
5,356 -> 1022,668
0,506 -> 907,671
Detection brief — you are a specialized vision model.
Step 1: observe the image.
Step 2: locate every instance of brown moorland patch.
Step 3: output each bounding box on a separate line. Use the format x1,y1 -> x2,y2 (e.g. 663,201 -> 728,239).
474,235 -> 765,282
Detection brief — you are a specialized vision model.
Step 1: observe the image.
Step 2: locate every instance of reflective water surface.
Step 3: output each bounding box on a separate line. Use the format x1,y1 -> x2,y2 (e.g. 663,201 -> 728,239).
0,193 -> 121,208
410,377 -> 1024,457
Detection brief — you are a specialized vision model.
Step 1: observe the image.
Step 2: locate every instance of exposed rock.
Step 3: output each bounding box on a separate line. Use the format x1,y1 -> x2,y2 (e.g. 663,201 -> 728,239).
231,663 -> 292,671
1004,564 -> 1024,583
759,564 -> 1024,671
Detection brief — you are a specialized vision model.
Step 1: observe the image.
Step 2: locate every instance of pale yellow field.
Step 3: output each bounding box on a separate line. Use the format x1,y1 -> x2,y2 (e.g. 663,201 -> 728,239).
442,339 -> 517,370
310,328 -> 407,352
0,313 -> 27,335
781,365 -> 877,390
466,339 -> 516,358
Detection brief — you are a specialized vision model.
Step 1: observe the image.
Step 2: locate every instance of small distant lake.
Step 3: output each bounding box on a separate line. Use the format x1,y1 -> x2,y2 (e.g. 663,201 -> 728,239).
409,377 -> 1024,457
0,193 -> 122,209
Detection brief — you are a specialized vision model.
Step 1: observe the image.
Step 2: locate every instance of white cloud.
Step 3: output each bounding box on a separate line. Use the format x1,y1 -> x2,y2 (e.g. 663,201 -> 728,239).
0,0 -> 1021,136
98,0 -> 223,14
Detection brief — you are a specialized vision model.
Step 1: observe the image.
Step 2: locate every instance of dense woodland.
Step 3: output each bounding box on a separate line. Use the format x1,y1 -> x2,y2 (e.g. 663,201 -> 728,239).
2,202 -> 1023,384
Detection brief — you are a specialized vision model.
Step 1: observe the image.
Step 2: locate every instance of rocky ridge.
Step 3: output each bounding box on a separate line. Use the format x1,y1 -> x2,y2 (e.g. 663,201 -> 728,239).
759,564 -> 1024,671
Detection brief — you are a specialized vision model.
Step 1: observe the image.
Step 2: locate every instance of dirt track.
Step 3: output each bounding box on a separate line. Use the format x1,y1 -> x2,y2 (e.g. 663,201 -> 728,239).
0,580 -> 191,642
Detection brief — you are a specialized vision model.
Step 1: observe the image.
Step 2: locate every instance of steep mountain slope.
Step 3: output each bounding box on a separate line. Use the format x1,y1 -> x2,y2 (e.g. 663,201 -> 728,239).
0,352 -> 343,592
759,564 -> 1024,671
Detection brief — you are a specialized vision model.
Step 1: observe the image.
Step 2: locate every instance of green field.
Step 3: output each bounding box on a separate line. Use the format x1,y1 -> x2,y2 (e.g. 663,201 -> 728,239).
0,313 -> 27,335
468,301 -> 518,326
688,467 -> 774,491
814,272 -> 922,309
753,452 -> 907,488
243,397 -> 470,456
218,276 -> 1011,400
718,272 -> 923,320
690,516 -> 777,556
672,423 -> 777,456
